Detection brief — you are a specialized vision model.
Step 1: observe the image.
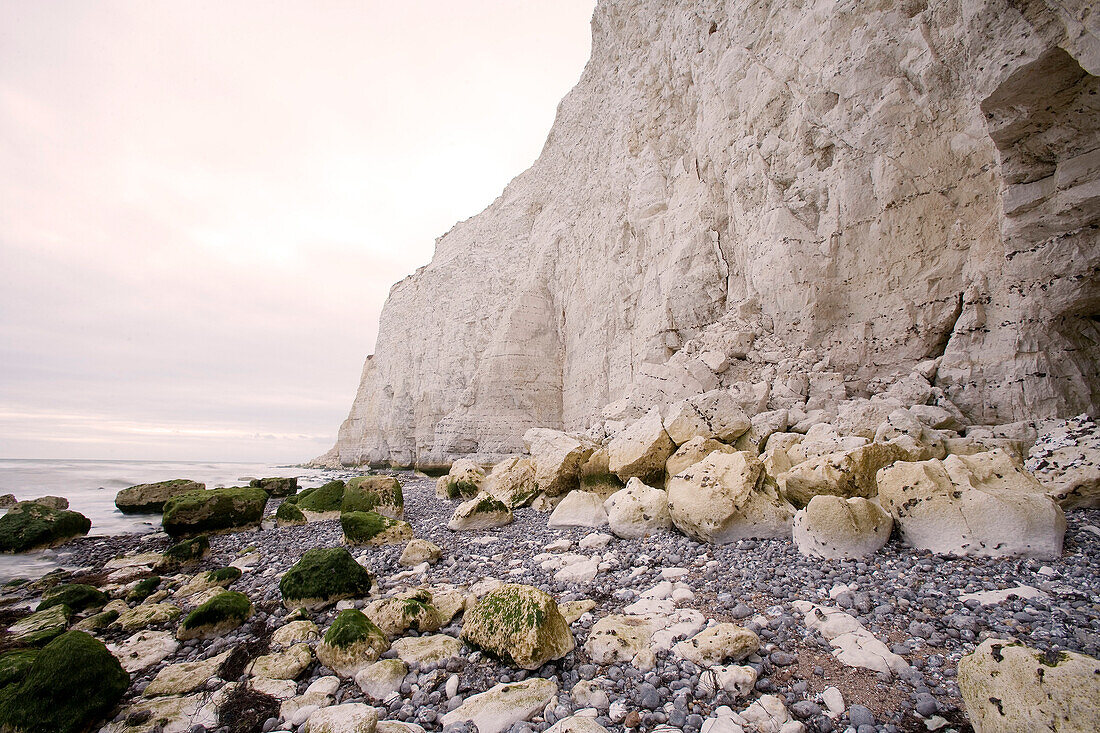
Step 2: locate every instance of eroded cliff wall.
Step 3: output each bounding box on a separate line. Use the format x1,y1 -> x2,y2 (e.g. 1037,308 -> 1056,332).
330,0 -> 1099,468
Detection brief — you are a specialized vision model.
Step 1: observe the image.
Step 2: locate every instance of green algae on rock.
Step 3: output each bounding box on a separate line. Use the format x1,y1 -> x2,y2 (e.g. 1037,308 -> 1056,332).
177,591 -> 252,640
249,476 -> 299,497
115,479 -> 205,514
279,547 -> 373,611
126,577 -> 161,604
275,500 -> 307,526
341,511 -> 414,546
315,609 -> 390,677
294,480 -> 346,513
7,604 -> 72,645
0,650 -> 37,688
0,502 -> 91,553
0,631 -> 129,733
37,583 -> 108,613
461,583 -> 574,670
366,589 -> 445,637
162,487 -> 268,538
342,476 -> 404,518
156,534 -> 210,570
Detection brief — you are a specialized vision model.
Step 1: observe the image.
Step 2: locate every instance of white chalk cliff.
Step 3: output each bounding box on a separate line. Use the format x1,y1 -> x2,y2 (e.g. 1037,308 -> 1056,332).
328,0 -> 1100,468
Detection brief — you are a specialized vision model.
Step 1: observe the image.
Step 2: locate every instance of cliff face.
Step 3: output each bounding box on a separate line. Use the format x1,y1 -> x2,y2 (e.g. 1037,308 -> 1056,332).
332,0 -> 1100,468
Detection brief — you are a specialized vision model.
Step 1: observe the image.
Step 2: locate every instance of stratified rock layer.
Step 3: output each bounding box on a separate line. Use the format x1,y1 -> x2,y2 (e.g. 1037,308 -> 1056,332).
329,0 -> 1100,467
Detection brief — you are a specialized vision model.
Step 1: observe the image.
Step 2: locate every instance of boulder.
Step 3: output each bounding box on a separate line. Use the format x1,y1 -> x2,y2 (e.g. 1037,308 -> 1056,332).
547,491 -> 609,529
585,615 -> 653,667
0,494 -> 15,509
673,624 -> 760,666
734,409 -> 789,454
7,604 -> 71,645
276,500 -> 308,526
958,638 -> 1100,733
665,437 -> 737,478
290,480 -> 347,521
777,443 -> 907,508
793,601 -> 909,675
306,703 -> 378,733
792,496 -> 893,559
0,631 -> 129,733
280,548 -> 374,611
127,576 -> 162,604
176,591 -> 252,640
448,494 -> 513,531
436,459 -> 485,500
523,428 -> 598,497
354,658 -> 407,701
115,479 -> 205,514
37,583 -> 107,613
546,717 -> 610,733
161,487 -> 268,538
484,457 -> 540,508
877,450 -> 1066,558
578,449 -> 626,497
608,408 -> 676,484
667,452 -> 794,544
366,589 -> 444,637
315,609 -> 389,678
0,502 -> 91,552
663,390 -> 752,445
399,539 -> 442,566
247,643 -> 312,680
270,619 -> 321,649
144,650 -> 231,696
155,534 -> 210,570
342,476 -> 404,518
341,511 -> 414,546
441,678 -> 558,733
461,583 -> 575,670
603,478 -> 670,539
390,634 -> 463,666
0,650 -> 37,689
106,630 -> 178,673
249,476 -> 298,497
113,602 -> 181,633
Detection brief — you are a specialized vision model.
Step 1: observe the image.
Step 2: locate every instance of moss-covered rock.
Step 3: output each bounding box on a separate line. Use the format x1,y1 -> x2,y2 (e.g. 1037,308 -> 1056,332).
461,583 -> 575,670
342,476 -> 404,518
156,535 -> 210,570
0,631 -> 129,733
0,503 -> 91,553
206,566 -> 242,585
398,539 -> 443,567
315,609 -> 389,677
37,583 -> 108,613
447,493 -> 513,531
436,459 -> 485,500
0,650 -> 37,688
275,500 -> 307,526
72,609 -> 119,632
366,589 -> 444,637
112,603 -> 181,632
126,576 -> 161,604
115,479 -> 205,514
295,480 -> 346,514
7,604 -> 72,645
249,476 -> 298,497
177,591 -> 252,640
279,547 -> 373,611
341,511 -> 414,546
162,487 -> 268,538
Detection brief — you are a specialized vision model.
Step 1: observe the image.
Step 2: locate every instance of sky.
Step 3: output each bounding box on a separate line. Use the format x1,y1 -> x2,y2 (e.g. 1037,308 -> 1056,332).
0,1 -> 596,463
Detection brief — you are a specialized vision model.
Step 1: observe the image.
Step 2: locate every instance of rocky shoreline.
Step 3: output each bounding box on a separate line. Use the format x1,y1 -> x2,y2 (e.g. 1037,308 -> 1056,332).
0,442 -> 1097,733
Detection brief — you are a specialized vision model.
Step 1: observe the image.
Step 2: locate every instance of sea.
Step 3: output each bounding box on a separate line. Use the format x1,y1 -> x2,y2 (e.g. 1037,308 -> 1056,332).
0,459 -> 352,584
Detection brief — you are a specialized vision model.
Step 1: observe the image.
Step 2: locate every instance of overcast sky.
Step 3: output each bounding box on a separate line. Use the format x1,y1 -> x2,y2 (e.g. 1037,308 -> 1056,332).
0,1 -> 596,463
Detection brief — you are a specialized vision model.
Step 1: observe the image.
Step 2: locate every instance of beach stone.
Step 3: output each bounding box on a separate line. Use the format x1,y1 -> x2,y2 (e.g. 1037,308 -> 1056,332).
673,624 -> 759,666
608,408 -> 676,484
792,496 -> 893,559
441,678 -> 558,733
461,583 -> 575,670
293,480 -> 348,520
108,630 -> 178,672
249,476 -> 298,497
342,475 -> 404,518
391,634 -> 464,666
545,716 -> 611,733
667,451 -> 794,543
280,547 -> 374,611
604,478 -> 670,539
663,390 -> 751,445
740,695 -> 792,733
579,448 -> 626,497
448,493 -> 513,531
877,450 -> 1066,558
958,638 -> 1100,733
778,443 -> 906,508
281,676 -> 340,724
548,491 -> 609,529
399,539 -> 442,566
585,615 -> 653,667
7,604 -> 70,644
355,658 -> 408,701
484,457 -> 541,508
116,479 -> 205,514
161,486 -> 268,538
792,602 -> 908,675
276,500 -> 308,526
559,599 -> 597,624
306,702 -> 378,733
315,609 -> 389,677
0,631 -> 129,733
270,620 -> 321,649
341,511 -> 414,546
103,692 -> 219,733
155,535 -> 209,570
666,437 -> 738,478
247,642 -> 312,680
524,428 -> 598,497
709,665 -> 758,699
366,589 -> 444,637
437,459 -> 486,500
144,650 -> 231,696
37,583 -> 107,613
111,602 -> 180,632
176,591 -> 252,640
251,677 -> 299,700
0,501 -> 91,552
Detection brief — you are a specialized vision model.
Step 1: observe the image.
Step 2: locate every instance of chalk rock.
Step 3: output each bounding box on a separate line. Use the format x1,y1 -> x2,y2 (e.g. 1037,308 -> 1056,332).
461,584 -> 575,670
107,630 -> 179,673
448,494 -> 513,531
877,450 -> 1066,558
585,615 -> 653,667
436,459 -> 485,500
663,390 -> 752,445
484,457 -> 540,508
778,443 -> 906,508
792,496 -> 893,559
673,624 -> 760,666
667,452 -> 793,543
442,679 -> 558,733
246,643 -> 312,680
608,408 -> 676,484
306,703 -> 378,733
793,601 -> 909,676
604,478 -> 670,539
666,437 -> 738,478
548,490 -> 609,529
524,428 -> 598,497
399,538 -> 442,566
390,634 -> 463,667
355,658 -> 407,702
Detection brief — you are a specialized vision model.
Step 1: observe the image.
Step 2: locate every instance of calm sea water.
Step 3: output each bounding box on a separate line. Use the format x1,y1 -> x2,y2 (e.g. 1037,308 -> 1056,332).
0,459 -> 351,584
